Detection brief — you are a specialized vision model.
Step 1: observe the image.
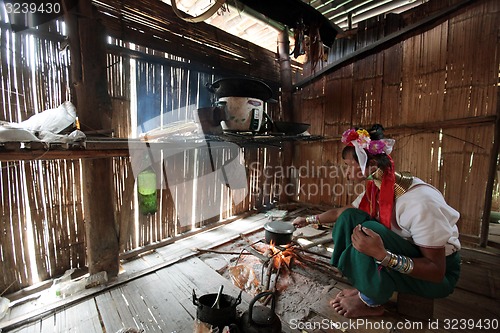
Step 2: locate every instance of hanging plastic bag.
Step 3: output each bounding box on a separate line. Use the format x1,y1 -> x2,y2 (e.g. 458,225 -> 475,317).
19,101 -> 76,134
228,265 -> 259,294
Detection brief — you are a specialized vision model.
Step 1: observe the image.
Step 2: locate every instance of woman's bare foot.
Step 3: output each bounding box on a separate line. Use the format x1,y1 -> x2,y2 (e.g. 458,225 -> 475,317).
331,289 -> 358,303
330,294 -> 385,318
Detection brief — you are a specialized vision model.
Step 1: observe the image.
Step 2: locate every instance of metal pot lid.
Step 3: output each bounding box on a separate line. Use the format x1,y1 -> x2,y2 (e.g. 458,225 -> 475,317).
264,221 -> 295,234
207,77 -> 273,101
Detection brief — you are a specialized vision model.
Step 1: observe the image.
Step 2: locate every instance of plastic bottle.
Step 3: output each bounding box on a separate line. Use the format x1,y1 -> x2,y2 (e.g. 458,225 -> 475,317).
137,167 -> 157,215
59,279 -> 86,298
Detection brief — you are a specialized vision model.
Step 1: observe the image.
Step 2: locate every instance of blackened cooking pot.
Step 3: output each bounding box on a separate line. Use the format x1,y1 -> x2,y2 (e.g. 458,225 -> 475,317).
193,289 -> 242,329
264,221 -> 295,245
206,78 -> 273,102
273,121 -> 310,135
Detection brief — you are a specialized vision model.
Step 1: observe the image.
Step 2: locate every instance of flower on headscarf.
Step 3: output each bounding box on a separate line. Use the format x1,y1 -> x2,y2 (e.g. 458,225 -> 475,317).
368,140 -> 386,155
355,129 -> 370,148
342,127 -> 395,155
341,128 -> 358,144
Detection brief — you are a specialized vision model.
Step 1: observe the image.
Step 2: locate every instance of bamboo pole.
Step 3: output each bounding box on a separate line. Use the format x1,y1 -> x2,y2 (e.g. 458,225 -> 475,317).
480,92 -> 500,247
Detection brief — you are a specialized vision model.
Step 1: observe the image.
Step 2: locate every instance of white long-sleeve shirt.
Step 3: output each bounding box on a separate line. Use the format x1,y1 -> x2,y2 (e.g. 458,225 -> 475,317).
352,177 -> 461,256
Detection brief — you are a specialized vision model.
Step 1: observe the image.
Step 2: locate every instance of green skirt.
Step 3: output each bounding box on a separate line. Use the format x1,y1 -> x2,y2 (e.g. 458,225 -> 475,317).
331,208 -> 461,305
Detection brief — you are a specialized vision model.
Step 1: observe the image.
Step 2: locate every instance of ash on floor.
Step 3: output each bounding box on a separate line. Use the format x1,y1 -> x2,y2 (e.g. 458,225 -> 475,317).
198,232 -> 349,325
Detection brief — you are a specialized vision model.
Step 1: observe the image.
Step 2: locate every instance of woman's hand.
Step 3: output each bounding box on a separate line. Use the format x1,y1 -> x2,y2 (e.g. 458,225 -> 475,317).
292,216 -> 308,228
351,225 -> 386,261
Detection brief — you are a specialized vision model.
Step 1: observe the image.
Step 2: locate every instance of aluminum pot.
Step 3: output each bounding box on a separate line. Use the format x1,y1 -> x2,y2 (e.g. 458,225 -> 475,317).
218,97 -> 264,132
263,221 -> 295,245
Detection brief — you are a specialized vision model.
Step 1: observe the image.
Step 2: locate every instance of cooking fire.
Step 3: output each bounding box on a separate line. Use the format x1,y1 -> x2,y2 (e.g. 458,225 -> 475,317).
193,210 -> 347,332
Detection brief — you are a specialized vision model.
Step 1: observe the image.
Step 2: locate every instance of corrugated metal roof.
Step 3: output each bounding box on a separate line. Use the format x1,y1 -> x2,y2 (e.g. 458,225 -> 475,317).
165,0 -> 426,53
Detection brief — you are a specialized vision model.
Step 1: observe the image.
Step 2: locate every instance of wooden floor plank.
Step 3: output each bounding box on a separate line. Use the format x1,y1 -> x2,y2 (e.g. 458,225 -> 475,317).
3,212 -> 500,333
434,287 -> 500,323
457,249 -> 500,299
154,266 -> 199,319
120,257 -> 152,275
40,314 -> 55,333
105,286 -> 147,331
95,292 -> 127,333
134,271 -> 196,332
54,300 -> 102,333
8,321 -> 41,333
113,279 -> 165,332
153,214 -> 268,263
173,257 -> 253,304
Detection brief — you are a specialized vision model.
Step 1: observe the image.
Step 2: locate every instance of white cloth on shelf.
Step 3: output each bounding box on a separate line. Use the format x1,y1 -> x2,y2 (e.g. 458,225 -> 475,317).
18,101 -> 76,133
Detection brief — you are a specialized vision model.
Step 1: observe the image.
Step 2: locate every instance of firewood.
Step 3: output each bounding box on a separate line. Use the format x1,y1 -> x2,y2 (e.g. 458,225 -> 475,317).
239,234 -> 270,263
192,248 -> 252,256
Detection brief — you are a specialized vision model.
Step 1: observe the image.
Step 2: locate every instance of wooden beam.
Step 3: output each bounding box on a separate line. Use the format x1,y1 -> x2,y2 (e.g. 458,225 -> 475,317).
0,149 -> 128,161
385,116 -> 497,134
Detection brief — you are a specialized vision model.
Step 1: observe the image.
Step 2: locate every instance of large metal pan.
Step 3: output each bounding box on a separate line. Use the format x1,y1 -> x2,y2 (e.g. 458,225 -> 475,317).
206,77 -> 273,102
264,221 -> 295,245
273,121 -> 310,135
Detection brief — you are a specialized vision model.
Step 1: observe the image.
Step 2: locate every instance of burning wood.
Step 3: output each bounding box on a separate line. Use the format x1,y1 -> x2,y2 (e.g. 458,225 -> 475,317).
223,233 -> 346,303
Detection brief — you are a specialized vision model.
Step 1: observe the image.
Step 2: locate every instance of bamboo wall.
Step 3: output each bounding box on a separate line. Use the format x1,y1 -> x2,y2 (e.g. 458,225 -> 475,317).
105,39 -> 283,252
1,0 -> 497,295
292,0 -> 499,244
0,19 -> 85,292
0,19 -> 283,294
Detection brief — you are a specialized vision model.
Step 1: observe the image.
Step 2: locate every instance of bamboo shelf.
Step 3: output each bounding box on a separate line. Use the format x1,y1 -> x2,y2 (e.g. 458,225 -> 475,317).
0,134 -> 323,161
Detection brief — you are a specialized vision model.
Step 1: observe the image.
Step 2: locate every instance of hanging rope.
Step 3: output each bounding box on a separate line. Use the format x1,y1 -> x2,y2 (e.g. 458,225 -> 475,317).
171,0 -> 227,23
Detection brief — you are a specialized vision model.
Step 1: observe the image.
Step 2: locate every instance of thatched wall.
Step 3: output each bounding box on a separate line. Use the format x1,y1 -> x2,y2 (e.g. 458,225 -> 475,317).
291,0 -> 499,244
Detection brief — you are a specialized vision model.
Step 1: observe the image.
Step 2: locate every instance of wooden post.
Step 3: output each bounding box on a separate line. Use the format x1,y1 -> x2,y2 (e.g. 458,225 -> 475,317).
480,90 -> 500,247
63,0 -> 119,276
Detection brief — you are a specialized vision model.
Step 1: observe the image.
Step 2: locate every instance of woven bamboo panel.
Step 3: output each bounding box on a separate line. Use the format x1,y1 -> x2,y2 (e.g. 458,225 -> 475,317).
291,0 -> 499,243
0,20 -> 84,294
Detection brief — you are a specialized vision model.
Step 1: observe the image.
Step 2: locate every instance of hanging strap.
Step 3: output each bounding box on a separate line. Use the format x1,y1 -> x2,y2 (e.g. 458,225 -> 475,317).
171,0 -> 226,23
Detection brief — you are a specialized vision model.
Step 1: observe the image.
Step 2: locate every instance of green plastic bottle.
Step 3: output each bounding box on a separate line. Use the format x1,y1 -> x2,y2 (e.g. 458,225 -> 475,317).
137,168 -> 157,215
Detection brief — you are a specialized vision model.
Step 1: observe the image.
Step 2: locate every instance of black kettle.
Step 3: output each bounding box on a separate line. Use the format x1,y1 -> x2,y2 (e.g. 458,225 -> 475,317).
239,292 -> 282,333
